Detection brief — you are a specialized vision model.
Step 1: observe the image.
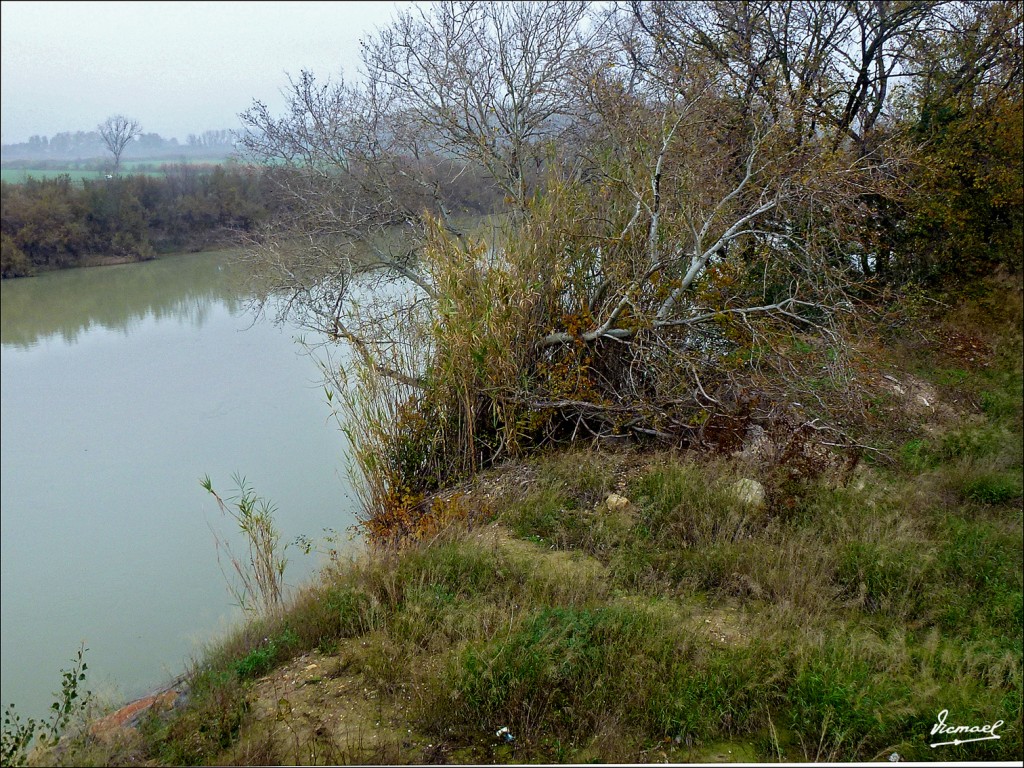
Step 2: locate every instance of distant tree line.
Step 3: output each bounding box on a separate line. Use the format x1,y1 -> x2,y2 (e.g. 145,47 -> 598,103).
0,165 -> 269,276
1,128 -> 237,163
0,155 -> 503,278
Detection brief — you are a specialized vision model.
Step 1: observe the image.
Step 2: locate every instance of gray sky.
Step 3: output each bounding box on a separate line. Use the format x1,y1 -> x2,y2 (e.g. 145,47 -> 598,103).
0,0 -> 410,144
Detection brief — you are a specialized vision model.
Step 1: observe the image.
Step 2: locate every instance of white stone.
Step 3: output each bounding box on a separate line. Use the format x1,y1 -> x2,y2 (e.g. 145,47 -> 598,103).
730,478 -> 765,508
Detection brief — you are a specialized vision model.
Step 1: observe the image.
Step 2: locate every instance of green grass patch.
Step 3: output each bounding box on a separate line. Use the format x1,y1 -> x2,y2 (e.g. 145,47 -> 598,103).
961,471 -> 1023,504
424,604 -> 706,752
899,438 -> 938,471
933,515 -> 1024,639
501,449 -> 622,553
233,628 -> 298,679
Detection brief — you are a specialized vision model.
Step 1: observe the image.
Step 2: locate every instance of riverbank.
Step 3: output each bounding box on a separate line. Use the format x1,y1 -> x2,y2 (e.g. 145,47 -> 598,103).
22,277 -> 1023,765
14,243 -> 240,275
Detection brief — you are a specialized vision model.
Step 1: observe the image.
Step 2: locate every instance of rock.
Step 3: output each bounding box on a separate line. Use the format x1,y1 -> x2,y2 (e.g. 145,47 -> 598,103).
605,493 -> 630,511
883,373 -> 906,395
732,424 -> 773,463
89,690 -> 179,741
88,680 -> 187,742
730,478 -> 765,508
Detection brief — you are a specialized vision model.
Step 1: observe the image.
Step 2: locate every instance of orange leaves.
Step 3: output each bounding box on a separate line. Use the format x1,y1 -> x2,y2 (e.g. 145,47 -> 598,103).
362,489 -> 473,548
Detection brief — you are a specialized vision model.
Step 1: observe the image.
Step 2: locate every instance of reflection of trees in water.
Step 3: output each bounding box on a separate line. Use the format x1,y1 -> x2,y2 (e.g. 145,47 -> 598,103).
0,252 -> 251,348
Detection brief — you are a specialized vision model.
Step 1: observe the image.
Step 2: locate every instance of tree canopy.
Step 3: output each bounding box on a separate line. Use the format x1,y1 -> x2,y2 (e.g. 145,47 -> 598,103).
98,115 -> 143,175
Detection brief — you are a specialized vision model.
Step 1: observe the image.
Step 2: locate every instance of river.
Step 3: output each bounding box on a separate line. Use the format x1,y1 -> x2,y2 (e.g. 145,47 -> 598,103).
0,250 -> 358,722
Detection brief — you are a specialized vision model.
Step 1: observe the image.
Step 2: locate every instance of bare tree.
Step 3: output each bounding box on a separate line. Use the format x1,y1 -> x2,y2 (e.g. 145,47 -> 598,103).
237,0 -> 603,373
237,1 -> 1006,507
362,0 -> 598,211
98,114 -> 142,174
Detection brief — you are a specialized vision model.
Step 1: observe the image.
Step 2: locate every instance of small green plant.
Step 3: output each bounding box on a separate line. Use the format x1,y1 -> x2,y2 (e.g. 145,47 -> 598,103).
939,424 -> 1008,460
202,473 -> 288,612
46,643 -> 91,743
1,644 -> 91,767
980,389 -> 1017,419
899,438 -> 935,472
936,368 -> 970,386
1,705 -> 35,768
233,629 -> 298,679
293,527 -> 346,561
962,472 -> 1023,504
146,667 -> 248,765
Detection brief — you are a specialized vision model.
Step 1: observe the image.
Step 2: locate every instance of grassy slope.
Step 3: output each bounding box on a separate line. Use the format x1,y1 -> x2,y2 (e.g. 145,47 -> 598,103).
42,279 -> 1023,765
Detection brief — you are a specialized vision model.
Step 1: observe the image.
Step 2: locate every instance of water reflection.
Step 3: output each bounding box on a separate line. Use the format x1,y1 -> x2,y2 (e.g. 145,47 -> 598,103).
0,251 -> 357,724
0,251 -> 249,348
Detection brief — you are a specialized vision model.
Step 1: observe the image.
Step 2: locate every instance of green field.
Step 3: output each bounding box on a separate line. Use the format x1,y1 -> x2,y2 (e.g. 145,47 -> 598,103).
0,168 -> 111,183
1,159 -> 232,184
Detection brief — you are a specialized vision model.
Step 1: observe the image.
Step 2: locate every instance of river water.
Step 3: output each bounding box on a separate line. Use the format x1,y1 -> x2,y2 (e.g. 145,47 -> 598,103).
0,251 -> 358,722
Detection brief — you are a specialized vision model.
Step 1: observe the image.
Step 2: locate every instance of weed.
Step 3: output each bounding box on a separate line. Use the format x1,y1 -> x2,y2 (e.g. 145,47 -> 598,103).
627,459 -> 774,550
233,644 -> 276,680
787,646 -> 904,761
534,450 -> 616,508
385,534 -> 524,603
500,450 -> 625,555
980,388 -> 1018,420
835,540 -> 934,616
933,515 -> 1023,639
939,423 -> 1015,461
278,582 -> 380,652
429,605 -> 683,748
1,644 -> 92,767
1,707 -> 35,768
201,473 -> 288,612
505,485 -> 571,544
936,368 -> 970,386
234,628 -> 297,679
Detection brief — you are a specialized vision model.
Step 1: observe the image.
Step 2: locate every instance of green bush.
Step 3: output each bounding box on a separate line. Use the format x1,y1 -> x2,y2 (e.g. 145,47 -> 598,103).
147,668 -> 247,766
961,472 -> 1023,504
233,629 -> 298,679
439,605 -> 691,747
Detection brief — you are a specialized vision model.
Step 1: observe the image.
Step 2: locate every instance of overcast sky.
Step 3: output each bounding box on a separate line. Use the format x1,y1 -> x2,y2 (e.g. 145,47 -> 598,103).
0,0 -> 411,144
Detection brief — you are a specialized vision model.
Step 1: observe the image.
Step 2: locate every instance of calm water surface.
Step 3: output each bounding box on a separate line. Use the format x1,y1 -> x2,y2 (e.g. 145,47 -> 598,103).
0,251 -> 357,720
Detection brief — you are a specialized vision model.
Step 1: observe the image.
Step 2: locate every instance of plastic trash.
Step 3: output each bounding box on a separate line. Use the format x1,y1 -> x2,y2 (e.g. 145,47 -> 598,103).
496,726 -> 514,743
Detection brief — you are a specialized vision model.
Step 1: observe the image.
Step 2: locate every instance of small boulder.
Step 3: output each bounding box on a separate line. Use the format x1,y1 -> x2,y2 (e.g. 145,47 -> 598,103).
605,493 -> 630,511
730,478 -> 765,508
